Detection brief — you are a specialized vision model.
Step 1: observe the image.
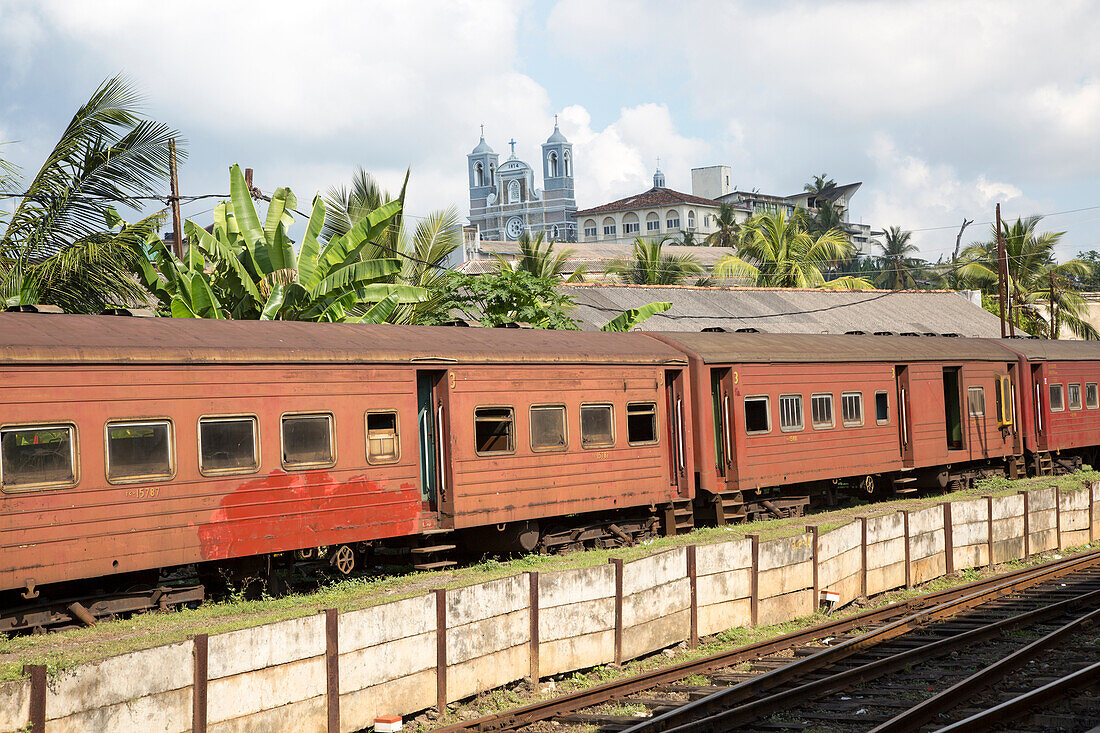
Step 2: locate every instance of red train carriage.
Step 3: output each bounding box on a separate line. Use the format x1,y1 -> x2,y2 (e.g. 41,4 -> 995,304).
1003,340 -> 1100,473
0,314 -> 693,615
647,332 -> 1020,521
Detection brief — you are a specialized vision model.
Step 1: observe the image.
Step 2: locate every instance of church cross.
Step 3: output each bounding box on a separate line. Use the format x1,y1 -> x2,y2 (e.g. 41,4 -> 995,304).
656,155 -> 661,170
554,114 -> 559,127
509,138 -> 517,155
480,123 -> 485,137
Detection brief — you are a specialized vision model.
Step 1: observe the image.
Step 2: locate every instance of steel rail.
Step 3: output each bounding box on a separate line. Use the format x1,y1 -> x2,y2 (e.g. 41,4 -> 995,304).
435,548 -> 1100,733
624,549 -> 1100,733
644,581 -> 1100,732
869,602 -> 1100,732
935,659 -> 1100,732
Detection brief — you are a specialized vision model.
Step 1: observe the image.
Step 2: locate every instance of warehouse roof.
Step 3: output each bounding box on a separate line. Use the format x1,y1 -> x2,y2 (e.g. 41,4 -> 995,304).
648,331 -> 1018,364
562,283 -> 1006,337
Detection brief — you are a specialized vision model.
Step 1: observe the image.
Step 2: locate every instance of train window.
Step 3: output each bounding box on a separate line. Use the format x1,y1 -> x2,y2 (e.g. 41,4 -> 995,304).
199,417 -> 259,475
841,392 -> 863,427
627,402 -> 658,445
106,420 -> 173,483
1049,384 -> 1065,412
810,394 -> 834,429
365,411 -> 400,464
580,404 -> 615,448
1068,383 -> 1082,411
744,396 -> 770,434
779,394 -> 804,432
474,407 -> 515,455
1087,383 -> 1098,410
530,405 -> 567,451
281,413 -> 336,469
0,424 -> 77,491
967,387 -> 986,417
875,391 -> 890,424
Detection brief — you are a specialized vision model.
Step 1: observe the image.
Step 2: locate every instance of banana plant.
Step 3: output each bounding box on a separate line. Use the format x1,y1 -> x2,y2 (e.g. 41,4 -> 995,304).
135,165 -> 425,321
599,301 -> 672,332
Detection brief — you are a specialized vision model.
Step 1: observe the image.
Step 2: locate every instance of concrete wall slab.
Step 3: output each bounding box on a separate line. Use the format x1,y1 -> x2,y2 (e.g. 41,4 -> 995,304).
539,565 -> 614,608
819,522 -> 861,560
909,505 -> 944,536
340,669 -> 435,733
759,535 -> 812,572
540,597 -> 614,642
622,548 -> 686,596
0,678 -> 29,733
49,687 -> 191,733
623,578 -> 689,627
47,641 -> 192,720
865,514 -> 903,546
209,615 -> 323,680
1030,487 -> 1057,512
208,695 -> 324,733
758,589 -> 813,627
697,568 -> 751,607
339,595 -> 434,654
448,644 -> 528,703
622,609 -> 690,660
340,631 -> 435,693
447,575 -> 528,628
540,630 -> 615,677
758,560 -> 812,599
696,538 -> 752,576
698,597 -> 752,638
992,493 -> 1023,521
449,608 -> 529,666
208,656 -> 324,724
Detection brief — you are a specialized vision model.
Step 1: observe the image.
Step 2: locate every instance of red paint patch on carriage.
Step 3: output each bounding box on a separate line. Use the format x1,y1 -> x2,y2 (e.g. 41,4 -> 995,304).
197,469 -> 422,561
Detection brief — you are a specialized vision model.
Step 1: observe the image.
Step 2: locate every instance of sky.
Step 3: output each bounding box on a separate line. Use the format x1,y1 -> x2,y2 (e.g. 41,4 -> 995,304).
2,0 -> 1099,262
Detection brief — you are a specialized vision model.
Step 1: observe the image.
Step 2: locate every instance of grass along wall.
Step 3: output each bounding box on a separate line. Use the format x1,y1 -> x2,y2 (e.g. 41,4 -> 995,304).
2,480 -> 1098,733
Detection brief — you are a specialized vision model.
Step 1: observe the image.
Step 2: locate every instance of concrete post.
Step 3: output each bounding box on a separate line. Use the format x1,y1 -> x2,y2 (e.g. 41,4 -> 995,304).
943,502 -> 955,575
686,546 -> 698,649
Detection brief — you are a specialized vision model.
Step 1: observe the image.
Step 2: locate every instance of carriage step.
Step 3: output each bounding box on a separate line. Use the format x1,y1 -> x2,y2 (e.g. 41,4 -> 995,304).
413,560 -> 458,571
675,520 -> 695,531
409,544 -> 457,555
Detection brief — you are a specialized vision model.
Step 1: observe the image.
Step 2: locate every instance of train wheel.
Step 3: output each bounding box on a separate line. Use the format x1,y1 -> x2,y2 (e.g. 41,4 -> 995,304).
330,545 -> 356,576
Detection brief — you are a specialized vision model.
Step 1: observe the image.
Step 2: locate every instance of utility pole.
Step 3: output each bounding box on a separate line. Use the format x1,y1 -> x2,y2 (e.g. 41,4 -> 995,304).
996,203 -> 1007,338
168,139 -> 184,259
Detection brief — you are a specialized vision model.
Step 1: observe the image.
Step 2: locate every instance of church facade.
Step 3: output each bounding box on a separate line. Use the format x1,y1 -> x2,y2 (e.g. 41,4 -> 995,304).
467,121 -> 577,242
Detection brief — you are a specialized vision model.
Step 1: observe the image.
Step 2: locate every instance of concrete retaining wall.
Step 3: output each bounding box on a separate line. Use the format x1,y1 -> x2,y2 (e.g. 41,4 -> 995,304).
864,514 -> 904,597
7,481 -> 1096,733
695,539 -> 752,637
819,522 -> 863,604
537,564 -> 615,676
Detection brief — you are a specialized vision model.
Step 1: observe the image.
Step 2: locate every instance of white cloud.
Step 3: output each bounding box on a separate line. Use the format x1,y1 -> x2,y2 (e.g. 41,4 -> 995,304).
864,133 -> 1038,258
563,103 -> 711,207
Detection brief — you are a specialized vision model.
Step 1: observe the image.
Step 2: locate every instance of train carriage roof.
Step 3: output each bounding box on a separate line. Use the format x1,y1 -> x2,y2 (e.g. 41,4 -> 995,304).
0,314 -> 687,366
997,339 -> 1100,361
649,331 -> 1022,364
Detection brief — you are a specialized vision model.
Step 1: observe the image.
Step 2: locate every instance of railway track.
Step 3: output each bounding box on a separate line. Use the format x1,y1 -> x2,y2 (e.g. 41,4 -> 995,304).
435,549 -> 1100,733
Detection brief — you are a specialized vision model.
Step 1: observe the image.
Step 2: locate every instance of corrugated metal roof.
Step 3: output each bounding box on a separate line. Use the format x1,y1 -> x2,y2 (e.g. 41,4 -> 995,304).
0,314 -> 686,366
562,284 -> 1006,338
648,331 -> 1017,364
998,339 -> 1100,361
473,241 -> 739,269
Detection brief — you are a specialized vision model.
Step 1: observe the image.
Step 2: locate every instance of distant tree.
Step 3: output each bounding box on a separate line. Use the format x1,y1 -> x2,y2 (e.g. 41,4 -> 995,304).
134,165 -> 424,321
715,210 -> 871,289
876,226 -> 922,289
425,268 -> 579,329
604,236 -> 704,285
957,216 -> 1096,339
1071,250 -> 1100,289
704,203 -> 741,248
322,167 -> 405,246
0,75 -> 181,312
498,231 -> 584,282
679,230 -> 699,247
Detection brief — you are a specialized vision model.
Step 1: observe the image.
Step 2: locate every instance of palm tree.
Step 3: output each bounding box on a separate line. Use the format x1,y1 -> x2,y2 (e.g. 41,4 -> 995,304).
876,226 -> 921,289
804,173 -> 838,198
604,236 -> 704,285
498,231 -> 584,282
704,203 -> 741,247
714,210 -> 871,289
321,167 -> 408,247
0,75 -> 181,311
957,216 -> 1097,339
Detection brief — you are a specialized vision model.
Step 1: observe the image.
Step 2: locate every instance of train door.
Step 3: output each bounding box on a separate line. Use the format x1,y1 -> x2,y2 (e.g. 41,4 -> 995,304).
665,369 -> 688,498
1031,363 -> 1046,449
895,365 -> 914,466
710,367 -> 734,481
942,367 -> 964,451
417,370 -> 449,512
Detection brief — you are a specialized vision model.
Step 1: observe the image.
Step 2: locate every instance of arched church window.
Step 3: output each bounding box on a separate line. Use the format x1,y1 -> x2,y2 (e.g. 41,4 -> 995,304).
563,151 -> 572,177
474,162 -> 484,188
602,217 -> 616,238
623,212 -> 640,235
687,210 -> 696,229
583,219 -> 597,239
646,212 -> 660,232
666,210 -> 681,230
489,164 -> 495,181
550,225 -> 559,239
508,180 -> 521,204
548,152 -> 559,178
